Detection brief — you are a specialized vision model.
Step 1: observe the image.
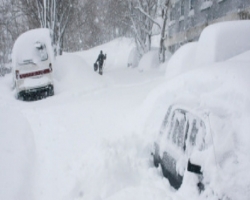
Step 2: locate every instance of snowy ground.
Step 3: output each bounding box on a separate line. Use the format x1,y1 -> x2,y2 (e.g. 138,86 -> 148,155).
0,38 -> 172,200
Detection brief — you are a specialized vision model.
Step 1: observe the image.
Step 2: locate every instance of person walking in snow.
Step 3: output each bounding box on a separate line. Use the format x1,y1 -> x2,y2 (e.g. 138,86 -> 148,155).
95,50 -> 106,75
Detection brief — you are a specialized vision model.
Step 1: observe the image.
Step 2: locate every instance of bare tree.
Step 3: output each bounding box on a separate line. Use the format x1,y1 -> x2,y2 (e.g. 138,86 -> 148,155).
35,0 -> 78,55
0,0 -> 29,66
158,0 -> 170,63
134,0 -> 171,62
125,0 -> 158,58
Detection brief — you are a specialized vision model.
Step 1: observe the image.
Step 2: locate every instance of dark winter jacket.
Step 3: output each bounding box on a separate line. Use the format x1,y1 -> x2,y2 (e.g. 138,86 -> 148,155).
96,53 -> 106,65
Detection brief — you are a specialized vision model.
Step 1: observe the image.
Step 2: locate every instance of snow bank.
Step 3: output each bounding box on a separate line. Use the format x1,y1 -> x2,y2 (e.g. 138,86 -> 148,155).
195,20 -> 250,66
140,49 -> 250,200
76,37 -> 135,69
138,49 -> 160,71
53,53 -> 104,94
0,106 -> 36,200
77,135 -> 170,200
127,47 -> 140,68
165,42 -> 197,79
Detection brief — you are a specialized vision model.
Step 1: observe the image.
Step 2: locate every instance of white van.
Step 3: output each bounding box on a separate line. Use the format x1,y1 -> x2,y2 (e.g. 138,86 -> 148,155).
12,28 -> 54,100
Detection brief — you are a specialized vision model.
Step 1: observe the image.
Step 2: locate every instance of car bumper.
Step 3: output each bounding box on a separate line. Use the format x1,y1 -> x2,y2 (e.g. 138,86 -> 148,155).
17,84 -> 54,100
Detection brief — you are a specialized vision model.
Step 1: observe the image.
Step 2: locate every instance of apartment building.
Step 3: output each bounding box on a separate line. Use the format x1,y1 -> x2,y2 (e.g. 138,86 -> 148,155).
166,0 -> 250,53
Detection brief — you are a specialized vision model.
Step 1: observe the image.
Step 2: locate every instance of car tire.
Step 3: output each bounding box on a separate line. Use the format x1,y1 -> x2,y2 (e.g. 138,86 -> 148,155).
153,143 -> 161,167
48,86 -> 54,96
153,152 -> 160,167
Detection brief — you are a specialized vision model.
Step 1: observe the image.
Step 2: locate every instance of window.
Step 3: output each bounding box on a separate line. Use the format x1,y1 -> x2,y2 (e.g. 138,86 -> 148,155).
189,0 -> 194,10
171,110 -> 186,149
180,0 -> 184,16
200,0 -> 213,11
190,119 -> 198,145
170,8 -> 175,21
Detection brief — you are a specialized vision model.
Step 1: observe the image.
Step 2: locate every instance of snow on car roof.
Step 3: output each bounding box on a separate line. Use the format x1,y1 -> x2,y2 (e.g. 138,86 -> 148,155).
12,28 -> 54,69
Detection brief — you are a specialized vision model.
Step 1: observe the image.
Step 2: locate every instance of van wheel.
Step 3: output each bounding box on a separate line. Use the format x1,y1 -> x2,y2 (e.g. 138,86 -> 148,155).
153,153 -> 160,167
48,86 -> 54,96
17,93 -> 24,101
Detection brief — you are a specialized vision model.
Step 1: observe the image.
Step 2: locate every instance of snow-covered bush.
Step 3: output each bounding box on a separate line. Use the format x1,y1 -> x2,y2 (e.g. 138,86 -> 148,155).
127,47 -> 140,68
138,49 -> 160,71
165,42 -> 197,79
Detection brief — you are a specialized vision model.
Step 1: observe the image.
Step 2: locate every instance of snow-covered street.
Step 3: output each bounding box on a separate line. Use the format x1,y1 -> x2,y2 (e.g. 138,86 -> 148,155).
0,39 -> 171,200
28,66 -> 165,200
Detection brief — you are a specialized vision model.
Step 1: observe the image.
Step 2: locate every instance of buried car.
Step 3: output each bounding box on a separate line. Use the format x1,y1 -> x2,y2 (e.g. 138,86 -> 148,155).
149,51 -> 250,199
153,104 -> 207,190
12,28 -> 54,100
148,21 -> 250,200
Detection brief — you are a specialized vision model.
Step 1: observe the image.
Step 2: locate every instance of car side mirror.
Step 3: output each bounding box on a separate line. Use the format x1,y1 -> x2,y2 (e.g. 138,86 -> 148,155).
187,159 -> 202,174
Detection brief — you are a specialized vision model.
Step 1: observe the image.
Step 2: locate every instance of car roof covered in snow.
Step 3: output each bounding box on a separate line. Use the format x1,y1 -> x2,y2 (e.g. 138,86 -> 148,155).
12,28 -> 54,69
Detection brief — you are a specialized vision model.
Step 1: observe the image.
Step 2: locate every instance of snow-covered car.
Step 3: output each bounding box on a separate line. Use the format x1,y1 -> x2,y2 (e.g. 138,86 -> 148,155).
148,20 -> 250,199
12,28 -> 54,100
150,49 -> 250,199
153,104 -> 207,190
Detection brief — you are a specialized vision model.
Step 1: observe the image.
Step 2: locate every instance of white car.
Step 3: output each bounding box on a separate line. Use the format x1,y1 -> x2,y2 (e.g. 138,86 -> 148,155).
12,28 -> 54,100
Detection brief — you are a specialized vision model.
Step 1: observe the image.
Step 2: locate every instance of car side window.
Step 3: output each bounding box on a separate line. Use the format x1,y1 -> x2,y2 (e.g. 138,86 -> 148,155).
190,119 -> 198,145
183,121 -> 189,151
171,110 -> 186,149
188,118 -> 206,150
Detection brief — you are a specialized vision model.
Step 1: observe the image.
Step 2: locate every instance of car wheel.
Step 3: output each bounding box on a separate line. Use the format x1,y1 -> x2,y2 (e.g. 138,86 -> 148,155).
153,152 -> 160,167
17,93 -> 24,101
48,86 -> 54,96
153,143 -> 160,167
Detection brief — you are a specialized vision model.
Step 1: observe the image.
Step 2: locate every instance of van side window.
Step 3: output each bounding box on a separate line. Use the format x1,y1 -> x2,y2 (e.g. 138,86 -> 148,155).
183,121 -> 189,151
190,119 -> 198,145
171,110 -> 186,149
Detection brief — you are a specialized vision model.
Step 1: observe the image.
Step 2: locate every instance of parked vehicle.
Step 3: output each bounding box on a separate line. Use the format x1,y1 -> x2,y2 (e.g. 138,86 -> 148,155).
152,104 -> 207,190
12,28 -> 54,100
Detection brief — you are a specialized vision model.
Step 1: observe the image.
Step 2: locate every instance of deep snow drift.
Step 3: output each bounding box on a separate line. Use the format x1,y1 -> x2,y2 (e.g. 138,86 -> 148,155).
0,37 -> 167,200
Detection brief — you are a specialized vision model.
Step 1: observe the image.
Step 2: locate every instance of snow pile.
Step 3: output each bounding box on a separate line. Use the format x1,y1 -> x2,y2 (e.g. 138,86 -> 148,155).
164,20 -> 250,80
140,49 -> 250,200
0,106 -> 35,200
165,42 -> 197,79
138,49 -> 160,71
53,53 -> 104,94
77,37 -> 135,69
77,135 -> 171,200
195,20 -> 250,66
127,47 -> 140,68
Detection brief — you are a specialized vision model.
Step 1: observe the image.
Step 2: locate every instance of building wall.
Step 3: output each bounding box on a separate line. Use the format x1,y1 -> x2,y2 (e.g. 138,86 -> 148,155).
166,0 -> 250,53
